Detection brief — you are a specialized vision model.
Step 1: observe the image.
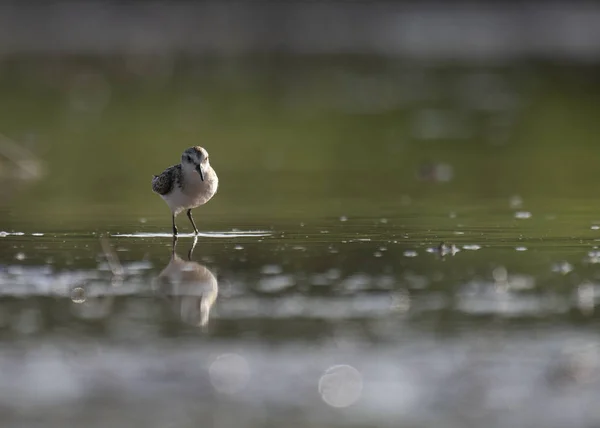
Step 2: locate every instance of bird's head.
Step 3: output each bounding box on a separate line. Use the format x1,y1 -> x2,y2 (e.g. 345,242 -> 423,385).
181,146 -> 209,181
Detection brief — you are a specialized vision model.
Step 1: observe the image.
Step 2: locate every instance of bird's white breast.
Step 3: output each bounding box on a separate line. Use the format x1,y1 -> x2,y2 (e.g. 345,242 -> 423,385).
162,165 -> 218,215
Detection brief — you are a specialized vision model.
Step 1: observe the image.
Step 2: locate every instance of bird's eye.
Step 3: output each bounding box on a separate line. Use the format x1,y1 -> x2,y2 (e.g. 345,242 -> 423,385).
186,155 -> 192,162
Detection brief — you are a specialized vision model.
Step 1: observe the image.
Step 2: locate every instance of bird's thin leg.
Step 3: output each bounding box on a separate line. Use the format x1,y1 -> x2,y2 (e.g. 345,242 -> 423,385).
172,214 -> 178,236
188,235 -> 198,260
187,209 -> 199,234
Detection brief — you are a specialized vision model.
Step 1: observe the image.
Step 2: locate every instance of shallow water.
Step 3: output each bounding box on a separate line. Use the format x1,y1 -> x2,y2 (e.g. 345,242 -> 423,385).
4,203 -> 600,428
2,56 -> 600,427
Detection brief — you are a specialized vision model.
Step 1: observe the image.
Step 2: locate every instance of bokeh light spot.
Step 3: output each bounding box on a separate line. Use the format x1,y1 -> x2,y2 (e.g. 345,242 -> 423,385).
318,364 -> 362,408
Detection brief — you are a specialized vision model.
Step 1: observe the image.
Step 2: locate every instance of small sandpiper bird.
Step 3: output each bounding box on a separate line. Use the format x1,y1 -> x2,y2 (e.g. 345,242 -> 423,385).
152,146 -> 218,236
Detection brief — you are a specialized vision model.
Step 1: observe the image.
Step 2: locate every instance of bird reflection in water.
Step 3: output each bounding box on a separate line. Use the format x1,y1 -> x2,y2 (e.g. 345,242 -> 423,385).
155,236 -> 218,328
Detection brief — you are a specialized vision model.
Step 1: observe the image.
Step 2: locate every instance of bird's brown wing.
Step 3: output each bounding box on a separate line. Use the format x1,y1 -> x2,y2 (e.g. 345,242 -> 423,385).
151,165 -> 180,195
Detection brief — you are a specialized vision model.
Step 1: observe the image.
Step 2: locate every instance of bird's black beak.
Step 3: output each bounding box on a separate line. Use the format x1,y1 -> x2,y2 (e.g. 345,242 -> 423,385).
195,164 -> 205,181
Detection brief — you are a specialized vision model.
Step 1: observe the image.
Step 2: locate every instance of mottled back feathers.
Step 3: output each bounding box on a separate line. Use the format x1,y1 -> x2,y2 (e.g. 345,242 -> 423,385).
152,164 -> 182,195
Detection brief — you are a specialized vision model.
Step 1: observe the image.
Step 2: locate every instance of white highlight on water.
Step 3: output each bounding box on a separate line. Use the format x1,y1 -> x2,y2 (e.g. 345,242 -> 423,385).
318,364 -> 363,408
209,353 -> 251,395
112,231 -> 271,238
0,231 -> 24,237
514,211 -> 532,219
